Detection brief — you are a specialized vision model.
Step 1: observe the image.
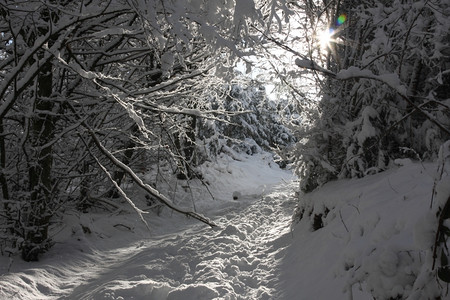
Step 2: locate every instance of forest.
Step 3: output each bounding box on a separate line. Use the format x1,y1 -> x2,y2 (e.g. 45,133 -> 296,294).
0,0 -> 449,299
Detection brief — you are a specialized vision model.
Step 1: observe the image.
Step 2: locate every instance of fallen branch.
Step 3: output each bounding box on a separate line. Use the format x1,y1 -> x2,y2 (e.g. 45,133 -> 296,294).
87,143 -> 151,231
81,122 -> 217,228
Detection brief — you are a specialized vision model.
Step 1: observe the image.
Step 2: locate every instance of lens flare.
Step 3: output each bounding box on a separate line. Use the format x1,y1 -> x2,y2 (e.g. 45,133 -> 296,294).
319,28 -> 334,48
337,14 -> 347,26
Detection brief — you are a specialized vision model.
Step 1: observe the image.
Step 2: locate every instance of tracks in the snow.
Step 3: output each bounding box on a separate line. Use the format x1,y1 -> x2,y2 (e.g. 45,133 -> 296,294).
67,182 -> 297,300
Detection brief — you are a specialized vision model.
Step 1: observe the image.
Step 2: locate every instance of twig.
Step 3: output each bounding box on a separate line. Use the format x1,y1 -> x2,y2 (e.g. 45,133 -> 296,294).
431,157 -> 446,208
113,224 -> 133,231
432,195 -> 450,270
292,61 -> 450,136
387,176 -> 399,194
339,209 -> 349,233
338,73 -> 450,136
81,137 -> 151,231
82,122 -> 218,228
349,204 -> 360,215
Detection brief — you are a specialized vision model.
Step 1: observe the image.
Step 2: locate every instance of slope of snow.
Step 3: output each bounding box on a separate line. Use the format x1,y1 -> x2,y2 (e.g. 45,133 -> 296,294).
0,152 -> 296,299
280,161 -> 442,299
0,152 -> 445,299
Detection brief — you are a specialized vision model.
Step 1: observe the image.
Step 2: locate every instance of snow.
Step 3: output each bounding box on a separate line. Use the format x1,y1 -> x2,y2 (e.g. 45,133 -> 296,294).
160,52 -> 175,78
0,153 -> 295,299
0,152 -> 445,299
91,28 -> 136,38
282,161 -> 442,299
234,0 -> 257,20
294,58 -> 336,77
356,106 -> 378,146
336,67 -> 408,97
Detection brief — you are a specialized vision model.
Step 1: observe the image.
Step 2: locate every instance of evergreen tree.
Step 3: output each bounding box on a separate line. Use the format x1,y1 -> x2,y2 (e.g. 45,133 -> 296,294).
289,0 -> 450,192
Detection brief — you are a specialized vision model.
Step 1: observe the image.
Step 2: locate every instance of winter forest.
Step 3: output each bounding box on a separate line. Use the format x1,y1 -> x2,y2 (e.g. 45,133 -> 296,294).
0,0 -> 449,299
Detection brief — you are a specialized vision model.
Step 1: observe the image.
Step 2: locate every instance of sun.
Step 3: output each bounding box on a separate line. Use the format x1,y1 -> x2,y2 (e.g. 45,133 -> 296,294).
317,14 -> 347,50
318,28 -> 334,49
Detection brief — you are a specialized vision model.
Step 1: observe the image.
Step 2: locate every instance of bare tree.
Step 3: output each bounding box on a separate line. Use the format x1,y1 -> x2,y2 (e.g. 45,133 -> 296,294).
0,0 -> 272,260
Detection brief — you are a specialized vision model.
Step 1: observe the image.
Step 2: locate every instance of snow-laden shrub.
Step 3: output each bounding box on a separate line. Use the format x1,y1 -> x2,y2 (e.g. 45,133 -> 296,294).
196,83 -> 295,161
291,0 -> 450,193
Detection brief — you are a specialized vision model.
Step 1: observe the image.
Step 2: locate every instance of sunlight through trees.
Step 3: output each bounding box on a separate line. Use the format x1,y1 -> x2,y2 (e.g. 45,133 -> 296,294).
0,1 -> 449,297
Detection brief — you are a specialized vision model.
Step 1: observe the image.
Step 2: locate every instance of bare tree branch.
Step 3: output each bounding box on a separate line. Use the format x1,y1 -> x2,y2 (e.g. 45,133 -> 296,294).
78,118 -> 217,228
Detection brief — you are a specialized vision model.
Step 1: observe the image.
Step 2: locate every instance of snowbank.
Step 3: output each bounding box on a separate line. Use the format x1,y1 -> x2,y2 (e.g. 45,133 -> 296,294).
281,161 -> 444,299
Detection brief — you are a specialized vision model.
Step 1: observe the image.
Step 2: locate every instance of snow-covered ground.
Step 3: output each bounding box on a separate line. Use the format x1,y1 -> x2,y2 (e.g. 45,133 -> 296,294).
0,152 -> 296,299
281,159 -> 445,299
0,152 -> 445,299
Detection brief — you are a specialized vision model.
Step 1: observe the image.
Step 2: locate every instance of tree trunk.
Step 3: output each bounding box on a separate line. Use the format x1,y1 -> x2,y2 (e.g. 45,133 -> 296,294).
175,115 -> 197,180
22,56 -> 55,262
0,119 -> 9,203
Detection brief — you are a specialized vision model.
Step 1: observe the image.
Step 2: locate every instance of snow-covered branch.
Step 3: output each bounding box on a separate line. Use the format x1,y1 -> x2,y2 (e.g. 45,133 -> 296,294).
294,58 -> 337,78
83,121 -> 217,228
335,67 -> 450,136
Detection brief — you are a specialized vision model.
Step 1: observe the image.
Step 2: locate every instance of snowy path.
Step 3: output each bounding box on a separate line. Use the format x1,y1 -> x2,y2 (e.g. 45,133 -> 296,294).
3,156 -> 437,299
0,154 -> 297,299
63,182 -> 297,300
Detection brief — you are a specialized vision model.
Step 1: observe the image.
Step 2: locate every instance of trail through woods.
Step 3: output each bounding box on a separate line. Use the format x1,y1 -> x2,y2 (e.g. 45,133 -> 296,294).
0,156 -> 297,300
65,182 -> 297,300
1,155 -> 443,299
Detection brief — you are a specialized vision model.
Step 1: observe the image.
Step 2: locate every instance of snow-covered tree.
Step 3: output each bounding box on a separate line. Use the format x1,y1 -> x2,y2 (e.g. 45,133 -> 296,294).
195,82 -> 295,164
268,0 -> 450,192
271,1 -> 450,298
0,0 -> 280,260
